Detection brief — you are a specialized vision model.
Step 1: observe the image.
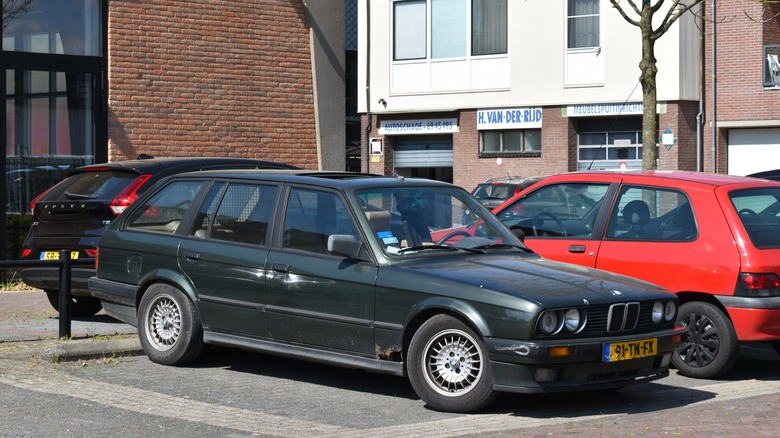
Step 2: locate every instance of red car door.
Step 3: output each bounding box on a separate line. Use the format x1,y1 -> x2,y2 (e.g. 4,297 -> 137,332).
494,175 -> 621,267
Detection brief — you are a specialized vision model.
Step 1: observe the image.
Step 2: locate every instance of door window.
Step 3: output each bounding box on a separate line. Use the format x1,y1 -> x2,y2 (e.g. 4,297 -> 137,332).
498,183 -> 608,238
606,186 -> 697,241
283,188 -> 358,254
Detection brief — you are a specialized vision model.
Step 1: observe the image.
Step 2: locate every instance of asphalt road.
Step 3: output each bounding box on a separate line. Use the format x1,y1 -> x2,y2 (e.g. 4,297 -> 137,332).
1,289 -> 779,437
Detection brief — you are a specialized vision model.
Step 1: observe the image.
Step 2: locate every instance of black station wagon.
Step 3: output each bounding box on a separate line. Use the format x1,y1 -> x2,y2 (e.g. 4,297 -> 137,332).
89,170 -> 684,413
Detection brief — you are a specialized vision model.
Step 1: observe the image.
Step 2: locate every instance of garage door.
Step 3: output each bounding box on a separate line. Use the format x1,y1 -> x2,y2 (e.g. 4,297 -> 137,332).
728,128 -> 780,176
394,135 -> 453,168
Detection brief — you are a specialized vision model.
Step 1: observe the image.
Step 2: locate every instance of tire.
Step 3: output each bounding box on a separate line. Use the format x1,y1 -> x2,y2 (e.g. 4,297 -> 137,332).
407,314 -> 497,413
672,301 -> 739,379
44,290 -> 103,317
137,283 -> 204,366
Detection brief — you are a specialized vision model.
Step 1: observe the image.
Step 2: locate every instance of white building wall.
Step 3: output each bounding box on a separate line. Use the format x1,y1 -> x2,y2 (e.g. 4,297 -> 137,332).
358,0 -> 700,114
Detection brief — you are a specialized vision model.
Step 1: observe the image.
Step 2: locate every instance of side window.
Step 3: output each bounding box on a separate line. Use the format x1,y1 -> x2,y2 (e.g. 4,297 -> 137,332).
192,183 -> 278,246
283,188 -> 358,254
126,180 -> 204,233
606,186 -> 697,241
498,183 -> 608,238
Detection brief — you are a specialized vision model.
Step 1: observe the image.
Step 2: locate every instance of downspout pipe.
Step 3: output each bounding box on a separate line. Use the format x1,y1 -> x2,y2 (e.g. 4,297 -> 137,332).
363,0 -> 371,173
710,0 -> 717,173
696,3 -> 704,172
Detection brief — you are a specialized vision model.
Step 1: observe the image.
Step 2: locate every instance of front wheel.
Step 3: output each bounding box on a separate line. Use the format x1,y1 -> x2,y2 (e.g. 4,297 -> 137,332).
672,301 -> 738,379
407,314 -> 497,413
138,283 -> 204,365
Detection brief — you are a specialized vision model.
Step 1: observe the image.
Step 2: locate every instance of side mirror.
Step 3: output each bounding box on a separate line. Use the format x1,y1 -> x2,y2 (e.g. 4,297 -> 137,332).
327,234 -> 365,259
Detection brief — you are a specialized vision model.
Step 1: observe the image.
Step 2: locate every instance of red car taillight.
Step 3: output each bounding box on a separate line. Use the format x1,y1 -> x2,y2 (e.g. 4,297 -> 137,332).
108,174 -> 153,215
736,273 -> 780,297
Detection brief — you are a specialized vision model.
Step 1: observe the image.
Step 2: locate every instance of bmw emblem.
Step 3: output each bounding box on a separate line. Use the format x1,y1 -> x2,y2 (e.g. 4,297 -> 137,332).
610,290 -> 624,296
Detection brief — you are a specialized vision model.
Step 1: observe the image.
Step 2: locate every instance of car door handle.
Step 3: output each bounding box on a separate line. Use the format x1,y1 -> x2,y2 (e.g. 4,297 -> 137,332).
273,263 -> 289,273
568,245 -> 586,253
184,251 -> 201,260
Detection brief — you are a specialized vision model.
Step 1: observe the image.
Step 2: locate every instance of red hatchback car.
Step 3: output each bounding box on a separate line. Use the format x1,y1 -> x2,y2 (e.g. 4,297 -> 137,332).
489,170 -> 780,379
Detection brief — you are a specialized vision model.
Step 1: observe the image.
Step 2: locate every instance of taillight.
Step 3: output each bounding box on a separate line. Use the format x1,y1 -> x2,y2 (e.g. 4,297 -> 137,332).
94,248 -> 99,270
21,248 -> 32,258
28,190 -> 50,216
109,174 -> 153,215
85,249 -> 98,258
736,273 -> 780,297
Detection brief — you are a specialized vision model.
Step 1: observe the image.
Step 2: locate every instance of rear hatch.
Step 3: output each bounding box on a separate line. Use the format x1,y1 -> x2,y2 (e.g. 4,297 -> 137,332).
32,169 -> 142,239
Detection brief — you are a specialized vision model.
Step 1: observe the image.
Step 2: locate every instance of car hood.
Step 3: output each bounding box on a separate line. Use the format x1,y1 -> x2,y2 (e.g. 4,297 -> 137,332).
397,253 -> 671,306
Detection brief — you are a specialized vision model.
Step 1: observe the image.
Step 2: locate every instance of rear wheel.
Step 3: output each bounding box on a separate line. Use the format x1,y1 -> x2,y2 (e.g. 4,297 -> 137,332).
138,283 -> 204,365
672,301 -> 738,379
44,290 -> 103,317
407,314 -> 497,413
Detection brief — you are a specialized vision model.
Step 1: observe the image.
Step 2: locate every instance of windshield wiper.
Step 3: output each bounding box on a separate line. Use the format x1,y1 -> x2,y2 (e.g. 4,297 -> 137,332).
398,245 -> 484,254
470,242 -> 534,253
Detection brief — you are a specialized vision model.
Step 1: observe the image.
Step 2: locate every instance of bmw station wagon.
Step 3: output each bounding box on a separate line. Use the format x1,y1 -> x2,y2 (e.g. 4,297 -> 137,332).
492,170 -> 780,379
89,170 -> 683,413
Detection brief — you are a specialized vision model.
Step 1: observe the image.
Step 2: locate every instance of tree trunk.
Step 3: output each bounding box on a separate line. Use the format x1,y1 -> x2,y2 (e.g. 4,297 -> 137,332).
639,6 -> 658,170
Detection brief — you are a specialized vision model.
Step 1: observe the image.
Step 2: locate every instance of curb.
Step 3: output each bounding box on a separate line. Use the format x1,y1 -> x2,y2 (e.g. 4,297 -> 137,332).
43,337 -> 144,362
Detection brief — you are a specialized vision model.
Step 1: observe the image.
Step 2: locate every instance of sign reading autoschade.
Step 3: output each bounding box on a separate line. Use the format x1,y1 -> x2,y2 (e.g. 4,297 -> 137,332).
378,118 -> 458,135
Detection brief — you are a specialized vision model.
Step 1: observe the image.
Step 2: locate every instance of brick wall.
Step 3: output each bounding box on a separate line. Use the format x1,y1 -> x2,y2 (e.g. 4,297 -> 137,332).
107,0 -> 318,169
702,0 -> 780,173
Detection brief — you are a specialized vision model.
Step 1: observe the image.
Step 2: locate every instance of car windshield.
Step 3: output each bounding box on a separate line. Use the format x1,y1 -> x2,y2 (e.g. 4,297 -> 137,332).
355,185 -> 524,256
730,187 -> 780,249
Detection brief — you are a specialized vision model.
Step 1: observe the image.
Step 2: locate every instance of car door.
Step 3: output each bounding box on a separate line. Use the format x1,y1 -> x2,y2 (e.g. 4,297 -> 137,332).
264,186 -> 378,354
495,178 -> 618,267
594,183 -> 739,294
178,181 -> 279,338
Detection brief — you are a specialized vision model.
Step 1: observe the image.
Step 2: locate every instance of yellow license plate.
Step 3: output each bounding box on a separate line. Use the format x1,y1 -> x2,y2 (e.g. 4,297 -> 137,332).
603,338 -> 657,362
40,251 -> 79,260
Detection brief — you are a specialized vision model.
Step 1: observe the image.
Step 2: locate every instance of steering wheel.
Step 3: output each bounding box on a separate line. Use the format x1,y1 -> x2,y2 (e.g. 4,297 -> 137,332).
532,211 -> 567,237
436,230 -> 472,245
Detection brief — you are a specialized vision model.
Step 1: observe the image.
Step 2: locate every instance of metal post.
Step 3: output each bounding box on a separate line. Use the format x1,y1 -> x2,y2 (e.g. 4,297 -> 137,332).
58,250 -> 72,339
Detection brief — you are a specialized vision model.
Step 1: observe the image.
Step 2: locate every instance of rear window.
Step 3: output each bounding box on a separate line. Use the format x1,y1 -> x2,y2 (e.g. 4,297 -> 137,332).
41,171 -> 140,202
730,188 -> 780,249
472,184 -> 514,200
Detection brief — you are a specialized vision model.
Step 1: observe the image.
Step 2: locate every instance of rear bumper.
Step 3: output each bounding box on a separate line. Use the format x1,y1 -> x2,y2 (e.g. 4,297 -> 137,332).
717,295 -> 780,341
88,276 -> 139,326
21,266 -> 95,296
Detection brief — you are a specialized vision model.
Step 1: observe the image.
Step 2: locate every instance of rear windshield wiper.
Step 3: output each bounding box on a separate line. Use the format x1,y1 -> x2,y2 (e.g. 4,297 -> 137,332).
64,191 -> 95,200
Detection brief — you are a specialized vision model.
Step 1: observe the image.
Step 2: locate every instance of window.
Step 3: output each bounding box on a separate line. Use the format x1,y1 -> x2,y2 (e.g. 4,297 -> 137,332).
283,189 -> 358,254
606,187 -> 697,241
765,45 -> 780,87
567,0 -> 599,49
193,183 -> 279,245
730,188 -> 780,249
480,129 -> 541,155
393,0 -> 507,61
498,183 -> 608,238
127,181 -> 205,233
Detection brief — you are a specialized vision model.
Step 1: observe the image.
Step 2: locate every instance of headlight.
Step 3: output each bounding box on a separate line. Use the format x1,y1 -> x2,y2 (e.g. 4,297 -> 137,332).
538,311 -> 560,334
563,308 -> 583,332
652,302 -> 664,323
664,301 -> 676,321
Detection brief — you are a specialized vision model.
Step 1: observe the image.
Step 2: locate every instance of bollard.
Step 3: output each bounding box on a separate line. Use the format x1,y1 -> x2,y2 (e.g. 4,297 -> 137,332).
58,250 -> 72,339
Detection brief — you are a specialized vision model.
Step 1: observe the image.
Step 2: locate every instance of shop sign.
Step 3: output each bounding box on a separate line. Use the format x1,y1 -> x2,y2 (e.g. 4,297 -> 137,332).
477,107 -> 542,130
567,103 -> 644,117
378,118 -> 458,135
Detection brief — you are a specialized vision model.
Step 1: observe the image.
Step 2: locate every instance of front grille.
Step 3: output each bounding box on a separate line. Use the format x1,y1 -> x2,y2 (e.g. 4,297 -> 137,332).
607,302 -> 640,332
536,301 -> 671,340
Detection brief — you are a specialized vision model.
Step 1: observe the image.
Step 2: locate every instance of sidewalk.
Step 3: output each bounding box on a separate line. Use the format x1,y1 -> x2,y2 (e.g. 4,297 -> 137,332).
0,289 -> 142,361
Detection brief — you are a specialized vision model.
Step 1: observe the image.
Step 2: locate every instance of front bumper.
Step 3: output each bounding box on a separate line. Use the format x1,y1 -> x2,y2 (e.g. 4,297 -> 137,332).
485,326 -> 685,393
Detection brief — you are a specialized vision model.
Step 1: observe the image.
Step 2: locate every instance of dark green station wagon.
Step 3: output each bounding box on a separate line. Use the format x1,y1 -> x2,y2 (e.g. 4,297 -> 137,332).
89,170 -> 684,413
